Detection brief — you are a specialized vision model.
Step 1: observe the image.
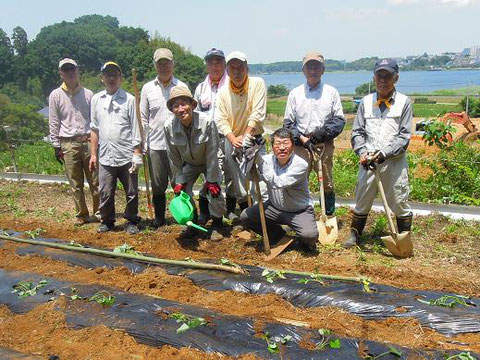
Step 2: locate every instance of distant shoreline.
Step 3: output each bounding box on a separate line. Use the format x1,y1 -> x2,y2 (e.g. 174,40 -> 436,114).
251,68 -> 480,75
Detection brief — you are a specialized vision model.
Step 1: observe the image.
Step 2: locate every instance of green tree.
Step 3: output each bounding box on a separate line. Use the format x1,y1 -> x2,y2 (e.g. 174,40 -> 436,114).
0,28 -> 14,85
0,103 -> 48,145
355,81 -> 376,96
12,26 -> 28,56
267,84 -> 289,97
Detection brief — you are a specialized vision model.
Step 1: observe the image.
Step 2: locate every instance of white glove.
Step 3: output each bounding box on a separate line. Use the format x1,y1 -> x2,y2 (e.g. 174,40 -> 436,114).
242,133 -> 255,148
129,153 -> 143,173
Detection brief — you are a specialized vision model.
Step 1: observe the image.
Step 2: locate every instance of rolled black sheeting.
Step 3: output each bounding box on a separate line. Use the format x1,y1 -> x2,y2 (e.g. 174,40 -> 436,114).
11,234 -> 480,336
0,269 -> 454,360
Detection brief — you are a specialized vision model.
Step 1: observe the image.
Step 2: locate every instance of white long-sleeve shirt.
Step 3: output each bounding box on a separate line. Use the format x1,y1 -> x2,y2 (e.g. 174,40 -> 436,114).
140,77 -> 187,151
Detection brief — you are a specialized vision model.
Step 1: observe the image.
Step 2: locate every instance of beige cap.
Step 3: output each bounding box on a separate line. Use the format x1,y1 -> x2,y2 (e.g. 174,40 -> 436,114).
226,51 -> 247,64
302,52 -> 325,67
58,58 -> 78,69
154,48 -> 174,62
167,86 -> 197,112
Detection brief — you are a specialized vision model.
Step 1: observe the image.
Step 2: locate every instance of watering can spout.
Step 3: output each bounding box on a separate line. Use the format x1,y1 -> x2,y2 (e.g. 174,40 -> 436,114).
168,191 -> 208,232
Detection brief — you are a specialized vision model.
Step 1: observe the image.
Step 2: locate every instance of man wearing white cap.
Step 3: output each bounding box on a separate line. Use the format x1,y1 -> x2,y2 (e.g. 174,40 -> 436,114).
48,58 -> 99,226
140,48 -> 188,228
215,51 -> 267,211
165,86 -> 226,240
346,58 -> 413,248
89,62 -> 142,234
283,52 -> 345,216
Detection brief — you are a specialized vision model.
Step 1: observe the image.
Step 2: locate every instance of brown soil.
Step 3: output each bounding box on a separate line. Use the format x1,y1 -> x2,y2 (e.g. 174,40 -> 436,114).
1,180 -> 480,358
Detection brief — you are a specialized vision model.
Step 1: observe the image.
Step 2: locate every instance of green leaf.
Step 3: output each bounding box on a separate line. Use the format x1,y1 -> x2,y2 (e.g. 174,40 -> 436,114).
12,279 -> 48,297
388,346 -> 403,357
89,291 -> 116,306
318,328 -> 332,336
176,323 -> 190,334
267,342 -> 279,354
113,243 -> 141,256
329,339 -> 341,349
281,335 -> 292,344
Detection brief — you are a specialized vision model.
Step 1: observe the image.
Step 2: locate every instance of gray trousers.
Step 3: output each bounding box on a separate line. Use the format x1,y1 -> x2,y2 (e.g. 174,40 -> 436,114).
148,149 -> 172,196
182,163 -> 226,218
240,200 -> 319,246
219,135 -> 235,198
99,162 -> 139,224
354,155 -> 411,217
60,139 -> 99,220
224,140 -> 267,204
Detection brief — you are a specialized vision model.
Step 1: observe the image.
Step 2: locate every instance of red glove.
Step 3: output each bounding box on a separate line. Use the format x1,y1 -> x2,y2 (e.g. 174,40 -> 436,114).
173,183 -> 185,196
205,182 -> 221,198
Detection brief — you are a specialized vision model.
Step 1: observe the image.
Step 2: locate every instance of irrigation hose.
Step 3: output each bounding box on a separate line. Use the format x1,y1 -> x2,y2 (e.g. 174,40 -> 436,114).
268,268 -> 367,283
0,234 -> 246,275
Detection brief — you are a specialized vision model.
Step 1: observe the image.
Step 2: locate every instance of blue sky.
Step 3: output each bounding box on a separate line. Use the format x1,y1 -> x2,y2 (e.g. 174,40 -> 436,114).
1,0 -> 479,63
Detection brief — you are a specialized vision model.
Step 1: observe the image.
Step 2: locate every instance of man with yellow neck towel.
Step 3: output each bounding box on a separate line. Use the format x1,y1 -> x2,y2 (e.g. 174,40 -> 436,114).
215,51 -> 267,211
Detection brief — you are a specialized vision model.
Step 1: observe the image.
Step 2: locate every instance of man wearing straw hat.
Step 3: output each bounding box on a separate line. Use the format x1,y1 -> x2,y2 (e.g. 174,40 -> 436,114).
140,48 -> 188,228
283,51 -> 345,216
89,61 -> 142,235
165,86 -> 225,240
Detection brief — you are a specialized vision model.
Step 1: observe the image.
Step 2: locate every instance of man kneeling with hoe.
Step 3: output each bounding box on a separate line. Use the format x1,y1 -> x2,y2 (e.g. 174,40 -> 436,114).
240,128 -> 318,253
164,86 -> 226,240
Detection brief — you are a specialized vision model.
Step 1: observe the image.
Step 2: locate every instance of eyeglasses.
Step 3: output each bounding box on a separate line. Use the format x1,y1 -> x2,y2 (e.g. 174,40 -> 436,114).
273,140 -> 292,148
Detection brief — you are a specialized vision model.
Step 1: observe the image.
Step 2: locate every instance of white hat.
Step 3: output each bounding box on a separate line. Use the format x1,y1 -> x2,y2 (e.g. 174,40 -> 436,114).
226,51 -> 247,64
58,58 -> 78,69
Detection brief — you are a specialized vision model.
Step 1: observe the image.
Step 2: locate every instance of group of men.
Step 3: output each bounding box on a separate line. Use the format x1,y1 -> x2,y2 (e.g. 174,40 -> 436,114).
49,47 -> 413,250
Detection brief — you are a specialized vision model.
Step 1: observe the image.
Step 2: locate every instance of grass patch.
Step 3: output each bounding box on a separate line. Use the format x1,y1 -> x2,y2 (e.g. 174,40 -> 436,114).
0,141 -> 63,174
413,103 -> 463,117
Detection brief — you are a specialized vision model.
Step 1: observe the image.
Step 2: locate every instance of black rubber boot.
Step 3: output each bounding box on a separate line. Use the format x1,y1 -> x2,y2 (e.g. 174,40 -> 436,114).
344,213 -> 368,249
325,192 -> 336,216
152,194 -> 166,228
197,196 -> 210,225
210,217 -> 224,241
396,213 -> 413,233
225,196 -> 238,221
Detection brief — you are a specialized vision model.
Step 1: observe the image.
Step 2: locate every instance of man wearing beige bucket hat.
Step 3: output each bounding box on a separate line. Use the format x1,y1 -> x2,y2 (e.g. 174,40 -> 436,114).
283,51 -> 345,216
48,58 -> 100,226
140,48 -> 188,228
164,86 -> 226,240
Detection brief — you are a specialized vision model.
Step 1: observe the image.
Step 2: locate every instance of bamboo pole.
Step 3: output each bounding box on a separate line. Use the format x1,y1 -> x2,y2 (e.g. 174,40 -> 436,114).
265,268 -> 367,283
0,235 -> 246,275
132,69 -> 154,220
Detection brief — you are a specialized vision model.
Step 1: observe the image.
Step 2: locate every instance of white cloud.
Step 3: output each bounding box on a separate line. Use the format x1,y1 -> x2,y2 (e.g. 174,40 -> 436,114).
387,0 -> 479,5
325,7 -> 389,20
387,0 -> 419,5
440,0 -> 479,6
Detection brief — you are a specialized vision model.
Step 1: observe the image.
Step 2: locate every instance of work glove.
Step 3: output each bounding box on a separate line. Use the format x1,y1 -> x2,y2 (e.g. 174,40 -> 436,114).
173,183 -> 185,196
205,181 -> 221,198
128,153 -> 143,174
372,150 -> 386,164
303,139 -> 315,153
240,135 -> 265,176
310,126 -> 328,144
54,147 -> 64,165
242,133 -> 255,149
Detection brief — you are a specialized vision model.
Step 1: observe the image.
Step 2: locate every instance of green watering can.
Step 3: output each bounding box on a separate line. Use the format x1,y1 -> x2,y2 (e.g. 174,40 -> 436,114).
168,191 -> 208,232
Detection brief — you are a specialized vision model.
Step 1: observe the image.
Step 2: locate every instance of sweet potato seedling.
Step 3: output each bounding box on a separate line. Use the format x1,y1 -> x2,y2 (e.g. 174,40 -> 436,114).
315,329 -> 342,351
417,295 -> 472,308
12,279 -> 48,297
261,269 -> 286,283
365,346 -> 403,359
445,352 -> 477,360
113,243 -> 141,256
297,273 -> 326,286
168,312 -> 208,334
89,291 -> 116,306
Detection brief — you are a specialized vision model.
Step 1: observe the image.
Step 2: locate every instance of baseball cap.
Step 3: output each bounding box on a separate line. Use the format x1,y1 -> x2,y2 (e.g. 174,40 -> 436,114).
205,48 -> 225,61
166,86 -> 197,112
100,61 -> 122,74
154,48 -> 174,62
302,52 -> 325,67
58,58 -> 78,69
226,51 -> 247,64
374,58 -> 399,74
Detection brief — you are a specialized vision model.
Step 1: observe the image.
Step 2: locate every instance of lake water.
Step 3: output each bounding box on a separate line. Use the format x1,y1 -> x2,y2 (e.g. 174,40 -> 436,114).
257,69 -> 480,95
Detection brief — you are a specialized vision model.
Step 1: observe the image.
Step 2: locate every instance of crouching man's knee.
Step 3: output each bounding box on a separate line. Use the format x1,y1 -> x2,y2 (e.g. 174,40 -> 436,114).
297,226 -> 319,247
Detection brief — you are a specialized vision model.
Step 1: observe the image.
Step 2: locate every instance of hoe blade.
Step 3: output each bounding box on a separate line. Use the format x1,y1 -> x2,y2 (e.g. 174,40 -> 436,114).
265,236 -> 295,261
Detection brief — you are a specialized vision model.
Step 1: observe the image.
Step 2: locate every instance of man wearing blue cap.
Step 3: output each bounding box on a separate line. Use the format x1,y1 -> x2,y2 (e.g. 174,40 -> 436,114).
89,62 -> 143,235
194,48 -> 232,224
346,58 -> 413,248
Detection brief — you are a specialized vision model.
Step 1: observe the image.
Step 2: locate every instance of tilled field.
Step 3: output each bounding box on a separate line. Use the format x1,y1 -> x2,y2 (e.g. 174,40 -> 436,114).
1,180 -> 480,359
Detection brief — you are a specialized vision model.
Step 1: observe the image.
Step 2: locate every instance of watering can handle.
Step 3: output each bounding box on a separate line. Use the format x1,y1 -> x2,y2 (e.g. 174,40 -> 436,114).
179,191 -> 194,212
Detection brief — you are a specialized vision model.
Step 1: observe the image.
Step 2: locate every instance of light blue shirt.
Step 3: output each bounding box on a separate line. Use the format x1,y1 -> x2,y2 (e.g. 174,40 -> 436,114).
258,153 -> 312,212
90,88 -> 141,167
